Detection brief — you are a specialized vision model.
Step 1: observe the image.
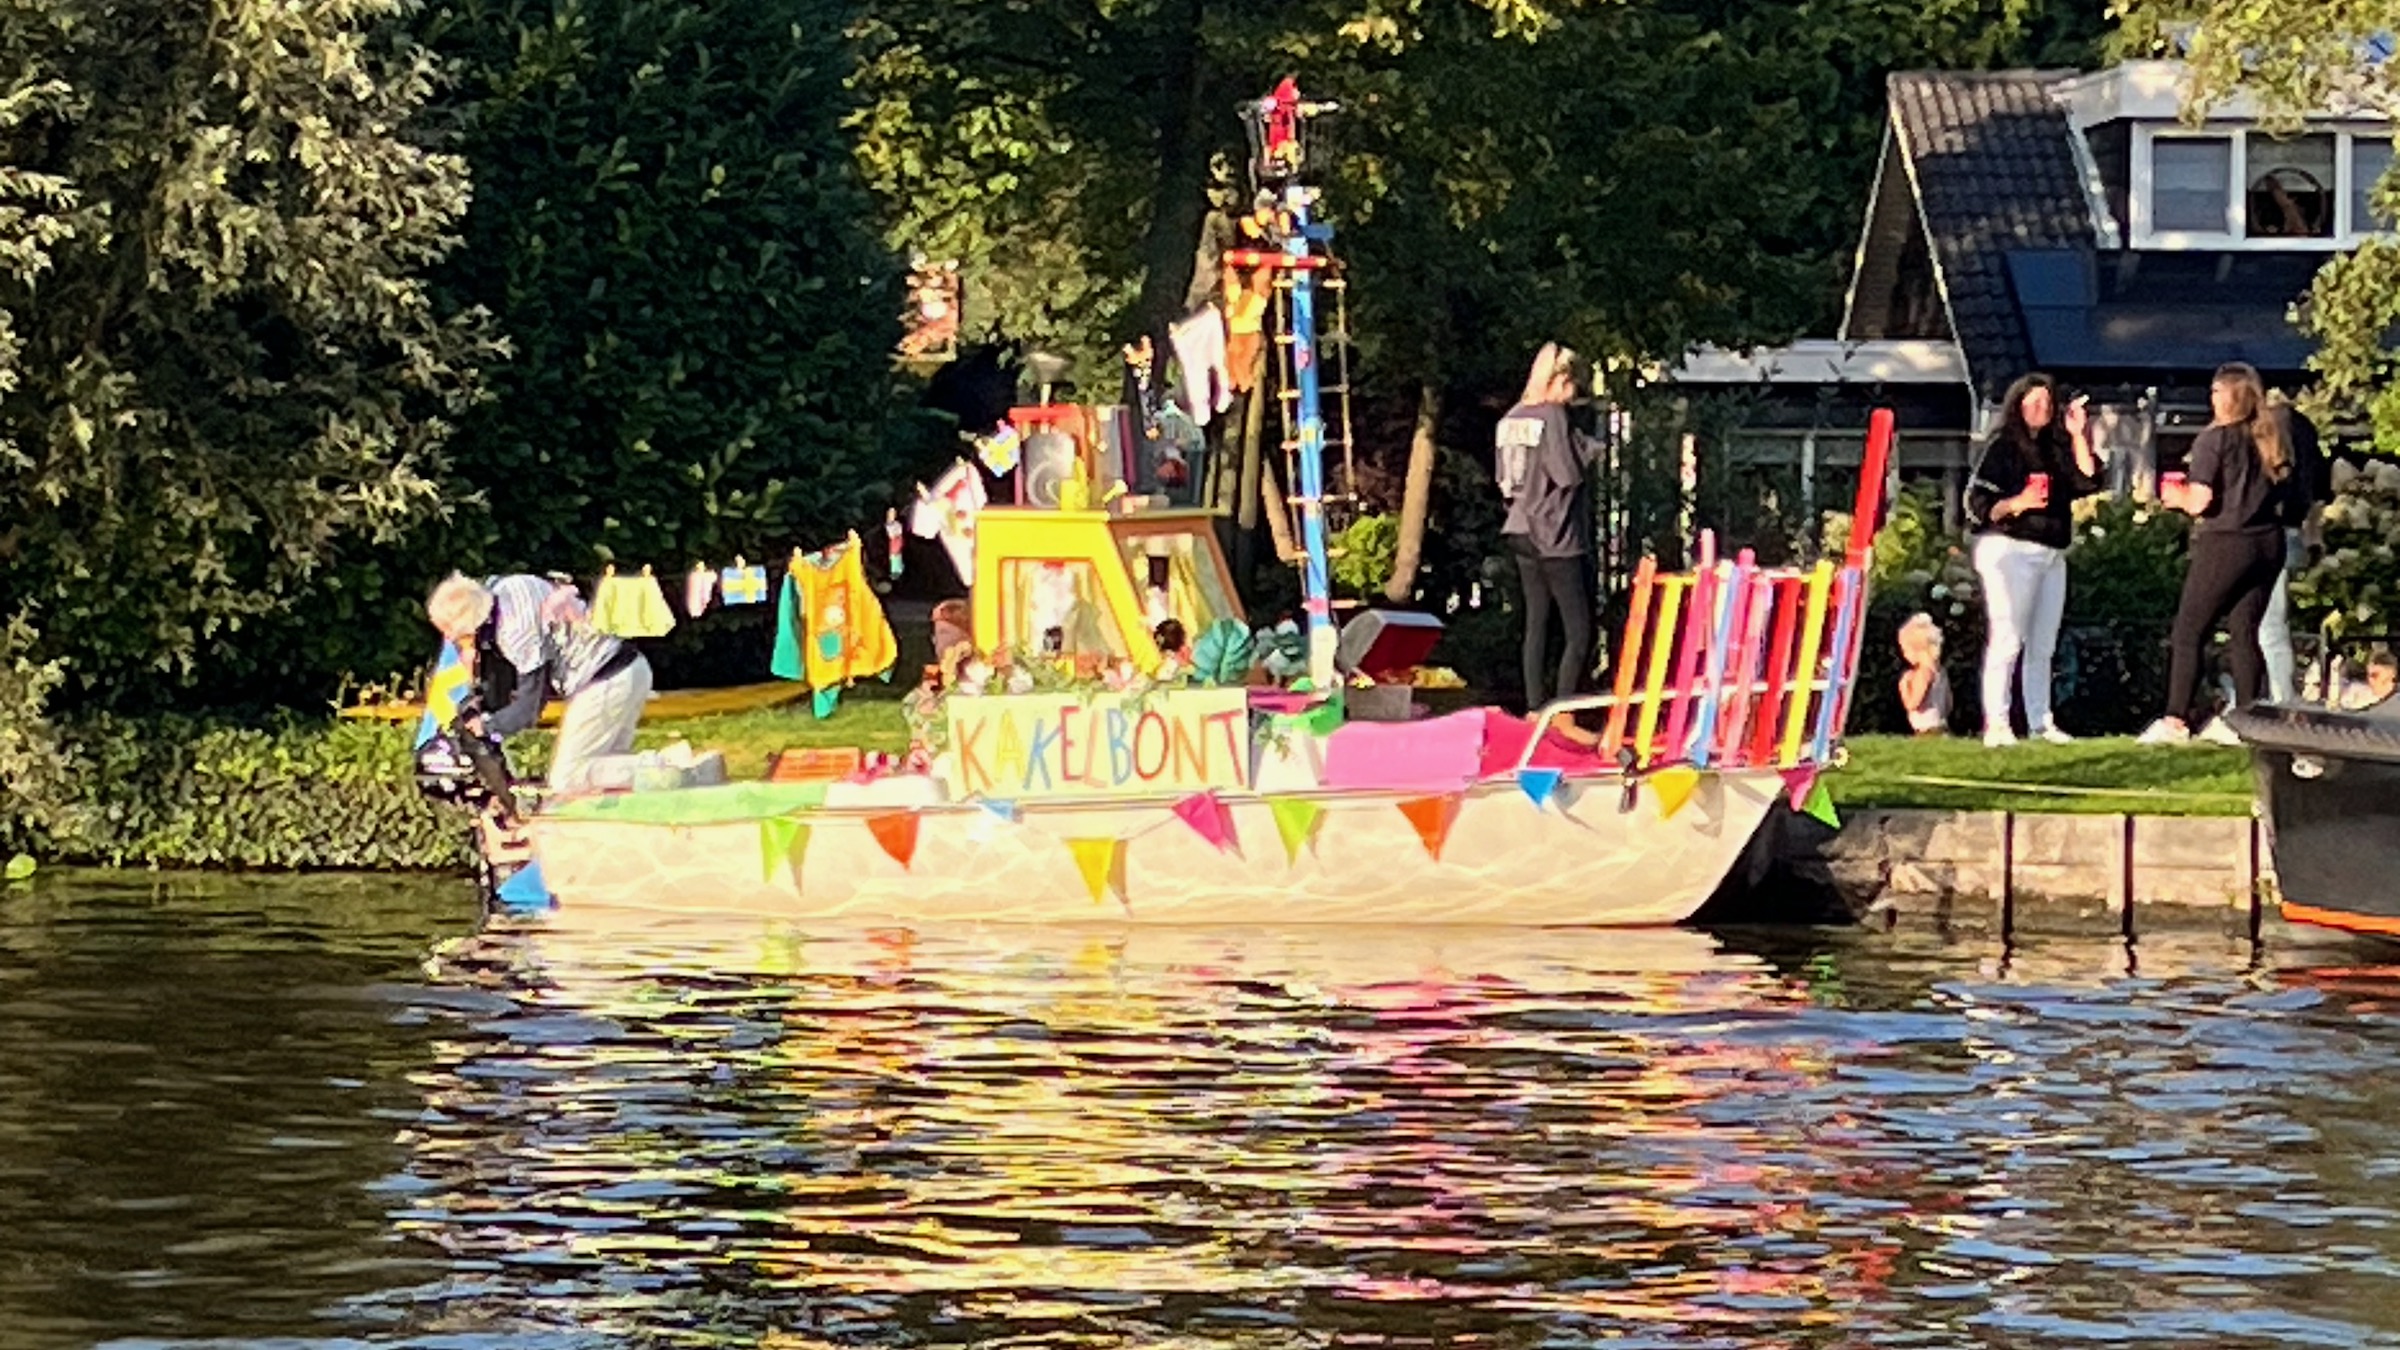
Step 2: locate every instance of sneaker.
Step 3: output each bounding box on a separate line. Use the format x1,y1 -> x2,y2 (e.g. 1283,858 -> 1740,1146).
2197,717 -> 2244,747
1983,727 -> 2019,748
2136,717 -> 2192,746
2035,720 -> 2076,745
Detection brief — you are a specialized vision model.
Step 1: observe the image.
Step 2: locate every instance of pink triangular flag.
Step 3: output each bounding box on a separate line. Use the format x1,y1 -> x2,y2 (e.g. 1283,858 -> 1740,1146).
1783,765 -> 1818,811
1172,792 -> 1238,853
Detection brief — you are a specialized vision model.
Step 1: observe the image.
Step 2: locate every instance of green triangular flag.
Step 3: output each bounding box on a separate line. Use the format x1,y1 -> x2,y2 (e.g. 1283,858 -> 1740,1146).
1268,796 -> 1324,864
759,816 -> 809,883
1801,782 -> 1840,830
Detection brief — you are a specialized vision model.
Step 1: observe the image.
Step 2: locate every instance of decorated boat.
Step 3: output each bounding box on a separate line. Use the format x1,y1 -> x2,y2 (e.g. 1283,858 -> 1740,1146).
2226,697 -> 2400,939
431,79 -> 1896,928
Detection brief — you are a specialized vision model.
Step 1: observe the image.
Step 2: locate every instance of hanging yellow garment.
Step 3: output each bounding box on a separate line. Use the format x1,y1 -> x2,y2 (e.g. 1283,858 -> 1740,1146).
792,534 -> 897,688
589,566 -> 677,638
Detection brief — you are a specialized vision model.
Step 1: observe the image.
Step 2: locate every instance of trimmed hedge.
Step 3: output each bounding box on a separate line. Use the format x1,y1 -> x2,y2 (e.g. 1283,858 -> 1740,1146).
14,716 -> 474,871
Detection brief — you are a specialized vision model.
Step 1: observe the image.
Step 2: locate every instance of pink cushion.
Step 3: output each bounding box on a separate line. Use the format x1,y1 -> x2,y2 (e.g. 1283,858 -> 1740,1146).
1321,708 -> 1490,792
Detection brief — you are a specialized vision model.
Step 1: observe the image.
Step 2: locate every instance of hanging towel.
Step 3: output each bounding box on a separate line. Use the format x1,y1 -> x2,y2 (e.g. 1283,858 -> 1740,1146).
771,572 -> 806,681
908,462 -> 987,585
590,567 -> 676,638
721,560 -> 768,606
1168,306 -> 1234,427
686,565 -> 716,617
794,534 -> 898,705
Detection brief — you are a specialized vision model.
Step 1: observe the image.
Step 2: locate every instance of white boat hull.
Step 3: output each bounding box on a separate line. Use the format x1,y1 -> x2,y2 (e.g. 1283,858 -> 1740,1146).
525,769 -> 1782,927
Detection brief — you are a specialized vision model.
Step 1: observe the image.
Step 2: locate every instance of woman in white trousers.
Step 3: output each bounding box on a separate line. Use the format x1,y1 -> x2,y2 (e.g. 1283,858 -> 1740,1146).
1962,374 -> 2103,747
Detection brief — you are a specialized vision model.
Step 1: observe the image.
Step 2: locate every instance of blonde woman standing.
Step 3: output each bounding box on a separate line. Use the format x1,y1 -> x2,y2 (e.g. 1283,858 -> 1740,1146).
1496,343 -> 1603,709
2140,363 -> 2296,744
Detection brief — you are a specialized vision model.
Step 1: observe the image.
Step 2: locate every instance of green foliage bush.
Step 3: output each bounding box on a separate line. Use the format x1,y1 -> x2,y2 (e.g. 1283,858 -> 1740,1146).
2296,459 -> 2400,638
423,0 -> 926,576
0,716 -> 471,871
1330,514 -> 1401,597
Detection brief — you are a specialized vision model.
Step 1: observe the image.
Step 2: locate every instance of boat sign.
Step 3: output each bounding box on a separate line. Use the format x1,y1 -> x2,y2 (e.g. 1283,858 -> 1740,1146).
946,688 -> 1252,801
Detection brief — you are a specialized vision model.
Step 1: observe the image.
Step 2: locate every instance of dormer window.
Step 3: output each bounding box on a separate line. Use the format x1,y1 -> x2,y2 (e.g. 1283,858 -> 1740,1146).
2133,125 -> 2393,246
2246,133 -> 2337,237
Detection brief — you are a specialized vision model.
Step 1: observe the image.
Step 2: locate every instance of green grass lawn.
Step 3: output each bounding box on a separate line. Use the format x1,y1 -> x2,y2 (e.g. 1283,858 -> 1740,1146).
1826,734 -> 2255,817
629,696 -> 2258,818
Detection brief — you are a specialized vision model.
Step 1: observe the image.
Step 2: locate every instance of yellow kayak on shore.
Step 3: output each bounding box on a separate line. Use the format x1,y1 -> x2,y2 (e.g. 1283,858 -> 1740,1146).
340,681 -> 807,727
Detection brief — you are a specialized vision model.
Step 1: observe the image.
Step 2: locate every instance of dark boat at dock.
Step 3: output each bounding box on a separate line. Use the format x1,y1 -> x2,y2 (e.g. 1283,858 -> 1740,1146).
2226,699 -> 2400,937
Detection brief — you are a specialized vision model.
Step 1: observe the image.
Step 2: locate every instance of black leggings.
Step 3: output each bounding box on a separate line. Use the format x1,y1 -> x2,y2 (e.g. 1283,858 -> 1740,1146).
1511,536 -> 1593,710
2165,529 -> 2285,725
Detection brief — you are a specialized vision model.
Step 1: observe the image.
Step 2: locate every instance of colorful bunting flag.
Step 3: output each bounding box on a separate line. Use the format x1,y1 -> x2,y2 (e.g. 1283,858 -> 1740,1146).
1398,794 -> 1461,861
758,817 -> 810,885
981,799 -> 1021,823
493,861 -> 552,914
1516,767 -> 1564,811
1801,782 -> 1841,829
1269,796 -> 1324,864
415,641 -> 472,750
868,811 -> 920,869
1782,765 -> 1819,812
1172,792 -> 1238,853
1650,765 -> 1703,821
1067,837 -> 1126,905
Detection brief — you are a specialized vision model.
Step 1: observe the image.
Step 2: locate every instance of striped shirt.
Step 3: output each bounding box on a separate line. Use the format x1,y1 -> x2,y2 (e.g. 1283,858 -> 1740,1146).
485,574 -> 626,710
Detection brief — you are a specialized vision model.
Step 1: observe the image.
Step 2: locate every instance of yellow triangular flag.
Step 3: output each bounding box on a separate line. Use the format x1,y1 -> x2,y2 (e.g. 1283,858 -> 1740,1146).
1067,837 -> 1125,905
1269,797 -> 1324,864
758,816 -> 810,885
1650,765 -> 1703,820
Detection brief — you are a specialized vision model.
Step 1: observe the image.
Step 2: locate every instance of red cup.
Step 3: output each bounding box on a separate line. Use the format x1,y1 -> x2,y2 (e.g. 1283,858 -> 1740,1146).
2025,472 -> 2050,501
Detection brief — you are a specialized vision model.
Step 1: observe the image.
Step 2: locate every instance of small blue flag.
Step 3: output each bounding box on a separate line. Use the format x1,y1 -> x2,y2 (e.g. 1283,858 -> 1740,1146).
493,860 -> 553,914
1517,767 -> 1564,811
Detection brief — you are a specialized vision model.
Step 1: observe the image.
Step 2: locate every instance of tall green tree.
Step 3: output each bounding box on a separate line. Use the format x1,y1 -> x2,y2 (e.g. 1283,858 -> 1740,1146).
423,0 -> 914,574
2114,0 -> 2400,451
0,0 -> 490,703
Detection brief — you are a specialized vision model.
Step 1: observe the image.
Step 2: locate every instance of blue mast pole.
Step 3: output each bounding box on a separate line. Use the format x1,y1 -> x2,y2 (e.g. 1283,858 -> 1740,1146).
1285,187 -> 1337,688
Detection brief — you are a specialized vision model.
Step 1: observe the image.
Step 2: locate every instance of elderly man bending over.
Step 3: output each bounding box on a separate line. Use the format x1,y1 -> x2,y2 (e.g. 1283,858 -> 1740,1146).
425,573 -> 654,794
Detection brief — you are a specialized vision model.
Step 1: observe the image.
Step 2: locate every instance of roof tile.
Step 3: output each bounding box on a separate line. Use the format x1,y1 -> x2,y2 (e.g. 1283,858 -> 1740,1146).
1888,70 -> 2096,399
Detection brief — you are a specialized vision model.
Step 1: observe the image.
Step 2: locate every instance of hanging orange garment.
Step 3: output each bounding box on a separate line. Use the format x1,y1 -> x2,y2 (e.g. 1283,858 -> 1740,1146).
793,533 -> 898,689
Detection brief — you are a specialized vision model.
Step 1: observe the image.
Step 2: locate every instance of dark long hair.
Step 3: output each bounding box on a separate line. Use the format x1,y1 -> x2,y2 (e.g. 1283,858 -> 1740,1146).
1997,372 -> 2060,458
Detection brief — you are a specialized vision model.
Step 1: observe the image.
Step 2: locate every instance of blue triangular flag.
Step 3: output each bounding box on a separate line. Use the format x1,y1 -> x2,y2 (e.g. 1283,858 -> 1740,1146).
981,799 -> 1021,823
811,686 -> 840,719
1517,767 -> 1564,811
493,861 -> 553,914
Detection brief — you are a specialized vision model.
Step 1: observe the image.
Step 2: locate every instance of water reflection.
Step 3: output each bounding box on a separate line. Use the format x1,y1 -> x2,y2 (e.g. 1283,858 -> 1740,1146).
7,876 -> 2400,1347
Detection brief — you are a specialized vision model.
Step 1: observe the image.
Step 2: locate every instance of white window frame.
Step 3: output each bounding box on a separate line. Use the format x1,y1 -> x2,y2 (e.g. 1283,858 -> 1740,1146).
2131,122 -> 2394,250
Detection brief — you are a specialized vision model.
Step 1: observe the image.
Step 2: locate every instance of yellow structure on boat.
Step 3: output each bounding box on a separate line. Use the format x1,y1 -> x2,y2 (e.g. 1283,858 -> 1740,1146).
969,507 -> 1246,671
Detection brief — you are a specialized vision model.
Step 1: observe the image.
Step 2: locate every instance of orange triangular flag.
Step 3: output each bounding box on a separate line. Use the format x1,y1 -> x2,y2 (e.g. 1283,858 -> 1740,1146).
1067,837 -> 1126,905
1397,794 -> 1461,861
868,811 -> 920,869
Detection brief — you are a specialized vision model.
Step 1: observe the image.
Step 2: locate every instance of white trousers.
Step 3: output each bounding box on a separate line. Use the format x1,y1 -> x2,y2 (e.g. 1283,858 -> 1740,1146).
2258,528 -> 2301,705
1972,533 -> 2069,734
548,654 -> 653,793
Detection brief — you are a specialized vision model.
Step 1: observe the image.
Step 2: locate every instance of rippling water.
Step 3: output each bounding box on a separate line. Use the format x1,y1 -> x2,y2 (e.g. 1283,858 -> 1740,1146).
9,873 -> 2400,1347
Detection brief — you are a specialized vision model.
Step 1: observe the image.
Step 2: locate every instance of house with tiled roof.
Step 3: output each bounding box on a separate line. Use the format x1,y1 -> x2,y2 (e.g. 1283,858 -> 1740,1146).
1675,59 -> 2388,539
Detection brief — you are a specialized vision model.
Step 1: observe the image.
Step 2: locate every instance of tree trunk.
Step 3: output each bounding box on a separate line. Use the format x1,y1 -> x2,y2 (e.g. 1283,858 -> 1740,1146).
1259,447 -> 1300,563
1384,379 -> 1440,602
1133,0 -> 1214,328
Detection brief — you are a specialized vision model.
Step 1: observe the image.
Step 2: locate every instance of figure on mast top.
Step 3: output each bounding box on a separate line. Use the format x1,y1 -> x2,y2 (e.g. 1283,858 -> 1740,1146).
1242,77 -> 1338,193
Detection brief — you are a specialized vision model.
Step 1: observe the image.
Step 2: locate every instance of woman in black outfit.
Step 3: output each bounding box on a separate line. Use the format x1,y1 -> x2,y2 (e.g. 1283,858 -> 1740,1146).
1495,342 -> 1601,710
2141,362 -> 2295,744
